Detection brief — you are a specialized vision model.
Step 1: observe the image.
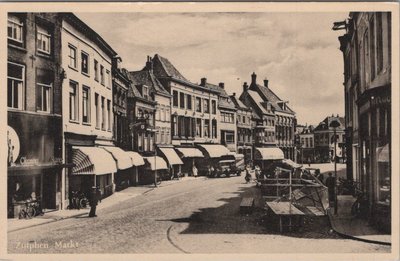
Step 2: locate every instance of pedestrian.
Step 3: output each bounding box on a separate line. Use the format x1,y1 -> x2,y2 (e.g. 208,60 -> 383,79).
325,172 -> 335,206
254,165 -> 261,180
192,164 -> 198,178
88,186 -> 100,217
307,158 -> 311,167
245,165 -> 252,183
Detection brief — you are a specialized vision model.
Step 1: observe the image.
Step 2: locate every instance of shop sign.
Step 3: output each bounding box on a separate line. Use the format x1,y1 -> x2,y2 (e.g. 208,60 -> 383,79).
19,157 -> 39,166
7,126 -> 20,166
371,95 -> 390,107
50,157 -> 64,164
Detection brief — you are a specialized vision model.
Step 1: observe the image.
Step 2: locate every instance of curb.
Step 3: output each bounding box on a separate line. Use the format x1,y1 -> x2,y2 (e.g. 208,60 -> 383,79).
327,210 -> 391,246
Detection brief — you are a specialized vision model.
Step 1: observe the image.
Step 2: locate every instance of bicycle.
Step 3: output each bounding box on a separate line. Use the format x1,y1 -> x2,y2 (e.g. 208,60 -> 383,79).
351,190 -> 369,218
18,200 -> 36,219
68,191 -> 89,209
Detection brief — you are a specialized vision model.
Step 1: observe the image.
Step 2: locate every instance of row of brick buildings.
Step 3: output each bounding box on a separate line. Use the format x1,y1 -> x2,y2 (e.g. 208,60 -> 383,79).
7,12 -> 296,217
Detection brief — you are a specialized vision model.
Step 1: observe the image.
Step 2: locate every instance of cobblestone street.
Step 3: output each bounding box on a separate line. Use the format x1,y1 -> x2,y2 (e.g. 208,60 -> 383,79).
8,170 -> 390,254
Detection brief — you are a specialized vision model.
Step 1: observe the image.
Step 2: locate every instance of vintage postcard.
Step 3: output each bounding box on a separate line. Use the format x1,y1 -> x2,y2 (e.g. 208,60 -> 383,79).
0,2 -> 398,261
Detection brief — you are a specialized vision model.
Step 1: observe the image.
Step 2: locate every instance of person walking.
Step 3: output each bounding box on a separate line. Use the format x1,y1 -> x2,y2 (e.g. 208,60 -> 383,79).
325,172 -> 335,206
88,186 -> 100,217
192,164 -> 198,178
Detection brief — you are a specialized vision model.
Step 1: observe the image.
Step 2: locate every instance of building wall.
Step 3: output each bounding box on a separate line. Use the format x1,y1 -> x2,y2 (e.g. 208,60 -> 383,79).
170,81 -> 219,145
112,75 -> 129,150
61,20 -> 113,142
155,94 -> 171,145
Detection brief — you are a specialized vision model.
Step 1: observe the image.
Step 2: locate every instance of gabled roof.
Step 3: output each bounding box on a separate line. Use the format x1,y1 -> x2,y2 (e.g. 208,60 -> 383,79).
230,95 -> 252,111
314,116 -> 345,131
128,70 -> 170,97
251,83 -> 295,115
203,82 -> 236,110
152,54 -> 189,82
247,90 -> 271,115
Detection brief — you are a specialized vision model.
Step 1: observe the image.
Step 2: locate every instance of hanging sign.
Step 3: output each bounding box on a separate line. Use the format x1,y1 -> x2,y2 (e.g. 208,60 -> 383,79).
7,126 -> 20,166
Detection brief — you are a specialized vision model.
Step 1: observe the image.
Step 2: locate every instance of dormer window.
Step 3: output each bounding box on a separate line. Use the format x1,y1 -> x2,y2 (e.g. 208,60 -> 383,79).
143,86 -> 149,100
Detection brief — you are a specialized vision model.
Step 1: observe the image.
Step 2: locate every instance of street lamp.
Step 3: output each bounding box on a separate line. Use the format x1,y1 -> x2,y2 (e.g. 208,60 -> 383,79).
329,118 -> 341,215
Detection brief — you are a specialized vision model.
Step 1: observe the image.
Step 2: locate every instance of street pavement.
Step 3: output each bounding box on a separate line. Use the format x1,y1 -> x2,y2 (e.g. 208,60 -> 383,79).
8,167 -> 390,254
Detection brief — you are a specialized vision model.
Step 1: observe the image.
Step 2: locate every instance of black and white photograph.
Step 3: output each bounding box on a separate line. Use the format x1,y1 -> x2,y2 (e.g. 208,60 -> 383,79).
2,2 -> 399,260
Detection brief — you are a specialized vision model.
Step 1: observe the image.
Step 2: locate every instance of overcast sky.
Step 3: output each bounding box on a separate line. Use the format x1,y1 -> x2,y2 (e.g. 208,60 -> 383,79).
78,12 -> 349,126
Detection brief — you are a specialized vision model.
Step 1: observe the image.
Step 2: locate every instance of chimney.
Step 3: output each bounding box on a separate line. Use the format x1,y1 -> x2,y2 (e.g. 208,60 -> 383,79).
243,82 -> 248,93
219,82 -> 224,89
200,77 -> 207,86
251,72 -> 257,85
232,92 -> 236,97
264,79 -> 269,88
145,56 -> 153,71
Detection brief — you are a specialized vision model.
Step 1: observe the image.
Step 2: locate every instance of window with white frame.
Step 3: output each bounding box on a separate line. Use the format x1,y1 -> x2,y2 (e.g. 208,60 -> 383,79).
8,15 -> 23,43
95,93 -> 100,128
7,62 -> 25,110
81,52 -> 89,75
68,45 -> 77,69
107,99 -> 111,131
225,131 -> 235,144
101,96 -> 105,130
106,70 -> 111,89
143,86 -> 149,100
37,25 -> 51,54
82,86 -> 90,123
69,81 -> 78,121
36,69 -> 53,113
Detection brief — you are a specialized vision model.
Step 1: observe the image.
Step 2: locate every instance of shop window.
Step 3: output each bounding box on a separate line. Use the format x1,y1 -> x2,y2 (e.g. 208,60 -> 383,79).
7,62 -> 25,110
36,25 -> 51,55
377,144 -> 390,205
36,69 -> 53,113
8,15 -> 24,45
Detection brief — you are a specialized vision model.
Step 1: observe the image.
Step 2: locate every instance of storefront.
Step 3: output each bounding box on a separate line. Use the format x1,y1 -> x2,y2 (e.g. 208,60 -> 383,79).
254,147 -> 285,176
196,144 -> 231,176
101,146 -> 135,191
158,147 -> 183,178
70,146 -> 117,200
140,156 -> 169,184
126,151 -> 145,186
358,85 -> 391,232
175,147 -> 204,177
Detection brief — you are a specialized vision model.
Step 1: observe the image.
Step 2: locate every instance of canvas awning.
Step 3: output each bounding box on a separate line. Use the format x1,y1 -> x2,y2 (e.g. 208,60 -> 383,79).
159,148 -> 183,165
126,151 -> 145,166
101,146 -> 133,170
72,146 -> 117,175
377,144 -> 389,162
254,147 -> 284,160
175,147 -> 204,158
143,156 -> 168,171
282,159 -> 302,169
197,144 -> 230,158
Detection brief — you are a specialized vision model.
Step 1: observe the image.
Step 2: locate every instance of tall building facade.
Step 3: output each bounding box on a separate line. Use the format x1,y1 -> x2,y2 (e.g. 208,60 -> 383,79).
337,12 -> 391,232
7,13 -> 66,215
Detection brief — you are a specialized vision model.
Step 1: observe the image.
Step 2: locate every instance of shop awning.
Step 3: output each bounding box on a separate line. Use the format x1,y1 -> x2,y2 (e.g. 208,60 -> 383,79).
159,148 -> 183,165
197,144 -> 231,158
282,159 -> 302,169
176,147 -> 204,158
143,156 -> 168,171
377,144 -> 389,162
72,146 -> 117,175
126,151 -> 145,166
101,146 -> 133,170
254,147 -> 284,160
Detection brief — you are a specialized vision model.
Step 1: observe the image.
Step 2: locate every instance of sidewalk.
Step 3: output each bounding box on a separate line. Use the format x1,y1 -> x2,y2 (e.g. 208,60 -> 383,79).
8,176 -> 206,233
327,195 -> 391,245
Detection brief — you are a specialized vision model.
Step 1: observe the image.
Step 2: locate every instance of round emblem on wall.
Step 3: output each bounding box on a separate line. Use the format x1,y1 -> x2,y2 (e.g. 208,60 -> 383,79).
7,126 -> 20,165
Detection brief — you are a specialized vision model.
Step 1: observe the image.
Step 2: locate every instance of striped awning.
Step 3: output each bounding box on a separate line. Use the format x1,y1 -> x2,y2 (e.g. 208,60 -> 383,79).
143,156 -> 168,171
101,146 -> 133,170
175,147 -> 204,158
72,146 -> 117,175
159,148 -> 183,165
197,144 -> 230,158
126,151 -> 145,166
254,147 -> 284,160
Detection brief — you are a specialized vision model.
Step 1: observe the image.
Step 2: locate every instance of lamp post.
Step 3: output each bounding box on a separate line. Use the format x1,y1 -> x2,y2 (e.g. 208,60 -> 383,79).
329,118 -> 341,215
